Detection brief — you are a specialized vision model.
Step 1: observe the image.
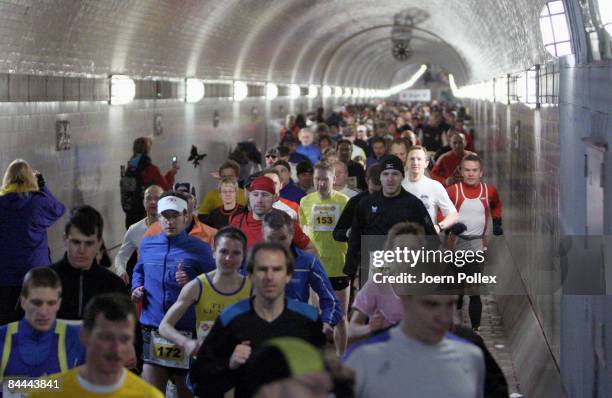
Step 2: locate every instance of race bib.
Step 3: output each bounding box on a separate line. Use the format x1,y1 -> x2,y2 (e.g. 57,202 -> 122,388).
197,321 -> 214,340
149,330 -> 191,369
312,204 -> 340,232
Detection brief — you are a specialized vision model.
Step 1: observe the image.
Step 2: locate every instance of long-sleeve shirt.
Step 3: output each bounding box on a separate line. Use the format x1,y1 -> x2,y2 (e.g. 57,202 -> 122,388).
189,297 -> 325,397
132,231 -> 215,330
430,150 -> 474,186
0,186 -> 65,286
50,255 -> 128,320
333,191 -> 369,242
112,218 -> 149,276
344,189 -> 438,277
286,246 -> 342,326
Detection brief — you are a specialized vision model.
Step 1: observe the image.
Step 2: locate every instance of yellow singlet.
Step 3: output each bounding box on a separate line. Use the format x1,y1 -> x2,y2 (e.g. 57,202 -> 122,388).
299,191 -> 349,278
194,273 -> 251,340
27,367 -> 163,398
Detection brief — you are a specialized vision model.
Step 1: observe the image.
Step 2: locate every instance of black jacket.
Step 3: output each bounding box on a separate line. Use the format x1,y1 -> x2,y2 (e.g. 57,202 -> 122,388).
344,188 -> 437,277
333,191 -> 369,243
50,254 -> 129,320
452,324 -> 509,398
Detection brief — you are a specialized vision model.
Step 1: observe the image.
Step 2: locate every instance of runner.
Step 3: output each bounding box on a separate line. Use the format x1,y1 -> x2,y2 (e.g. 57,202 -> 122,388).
158,227 -> 251,356
299,161 -> 350,354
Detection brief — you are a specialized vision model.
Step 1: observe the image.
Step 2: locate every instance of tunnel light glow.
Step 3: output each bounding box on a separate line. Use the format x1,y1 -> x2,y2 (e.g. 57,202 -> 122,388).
266,83 -> 278,100
334,87 -> 343,98
597,0 -> 612,35
358,88 -> 365,97
449,74 -> 459,97
322,85 -> 332,98
185,78 -> 204,103
308,85 -> 318,98
110,75 -> 135,105
352,88 -> 360,98
288,84 -> 301,99
451,74 -> 495,102
233,81 -> 248,101
343,88 -> 352,97
386,64 -> 427,96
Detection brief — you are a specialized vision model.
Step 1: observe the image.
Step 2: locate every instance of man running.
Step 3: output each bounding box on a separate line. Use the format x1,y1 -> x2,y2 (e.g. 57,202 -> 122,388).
0,268 -> 84,391
402,145 -> 458,231
446,154 -> 503,331
29,293 -> 163,398
189,242 -> 325,397
299,160 -> 351,354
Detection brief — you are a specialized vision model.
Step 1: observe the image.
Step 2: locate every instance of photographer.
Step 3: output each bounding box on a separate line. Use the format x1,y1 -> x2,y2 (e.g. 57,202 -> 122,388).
0,159 -> 65,325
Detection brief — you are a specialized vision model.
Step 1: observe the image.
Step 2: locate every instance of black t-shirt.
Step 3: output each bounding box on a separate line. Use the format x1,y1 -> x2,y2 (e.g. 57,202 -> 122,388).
189,297 -> 325,397
201,205 -> 245,229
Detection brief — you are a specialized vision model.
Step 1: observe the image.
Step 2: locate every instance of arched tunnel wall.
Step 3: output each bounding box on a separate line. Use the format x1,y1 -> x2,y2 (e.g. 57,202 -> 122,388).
463,54 -> 612,397
0,96 -> 314,257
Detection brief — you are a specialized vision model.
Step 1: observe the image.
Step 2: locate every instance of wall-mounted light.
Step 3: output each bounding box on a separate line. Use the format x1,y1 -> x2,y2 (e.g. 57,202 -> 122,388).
334,87 -> 343,98
266,83 -> 278,100
307,85 -> 318,98
321,86 -> 332,98
185,78 -> 204,103
288,84 -> 301,99
234,81 -> 248,101
352,88 -> 360,98
343,88 -> 352,97
110,75 -> 135,105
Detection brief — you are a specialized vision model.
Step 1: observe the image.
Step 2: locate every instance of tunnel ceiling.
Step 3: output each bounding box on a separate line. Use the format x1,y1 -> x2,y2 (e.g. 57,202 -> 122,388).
0,0 -> 551,88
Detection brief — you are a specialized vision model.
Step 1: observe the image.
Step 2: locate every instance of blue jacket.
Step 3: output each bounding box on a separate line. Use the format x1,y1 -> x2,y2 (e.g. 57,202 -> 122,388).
280,180 -> 306,204
0,186 -> 65,286
132,231 -> 215,330
286,246 -> 342,326
0,320 -> 85,378
296,144 -> 321,165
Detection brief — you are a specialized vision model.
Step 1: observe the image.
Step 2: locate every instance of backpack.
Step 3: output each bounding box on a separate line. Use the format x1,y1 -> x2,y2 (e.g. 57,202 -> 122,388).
120,163 -> 144,213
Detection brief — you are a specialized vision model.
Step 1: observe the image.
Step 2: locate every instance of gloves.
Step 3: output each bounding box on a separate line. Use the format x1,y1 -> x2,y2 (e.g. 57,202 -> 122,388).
450,222 -> 467,236
493,219 -> 503,235
36,173 -> 46,190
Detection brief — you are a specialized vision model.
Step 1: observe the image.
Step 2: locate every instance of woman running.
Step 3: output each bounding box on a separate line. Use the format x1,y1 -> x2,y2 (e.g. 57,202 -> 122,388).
159,227 -> 251,356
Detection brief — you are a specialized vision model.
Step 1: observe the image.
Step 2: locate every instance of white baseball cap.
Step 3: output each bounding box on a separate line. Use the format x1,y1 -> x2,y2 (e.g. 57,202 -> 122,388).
157,196 -> 188,214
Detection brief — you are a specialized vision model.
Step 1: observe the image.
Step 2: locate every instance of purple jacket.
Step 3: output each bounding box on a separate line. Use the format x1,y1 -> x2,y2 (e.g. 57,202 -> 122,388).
0,186 -> 65,286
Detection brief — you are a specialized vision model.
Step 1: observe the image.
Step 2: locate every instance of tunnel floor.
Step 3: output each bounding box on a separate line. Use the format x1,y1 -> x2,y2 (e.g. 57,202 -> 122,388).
456,295 -> 522,397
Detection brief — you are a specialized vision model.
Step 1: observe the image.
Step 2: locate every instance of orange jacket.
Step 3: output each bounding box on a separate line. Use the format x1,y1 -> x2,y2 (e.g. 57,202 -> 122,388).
144,215 -> 217,247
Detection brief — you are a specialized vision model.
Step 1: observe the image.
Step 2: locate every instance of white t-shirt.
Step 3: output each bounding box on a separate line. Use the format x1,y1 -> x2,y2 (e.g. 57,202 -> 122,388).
402,175 -> 456,223
345,327 -> 485,398
113,218 -> 149,275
